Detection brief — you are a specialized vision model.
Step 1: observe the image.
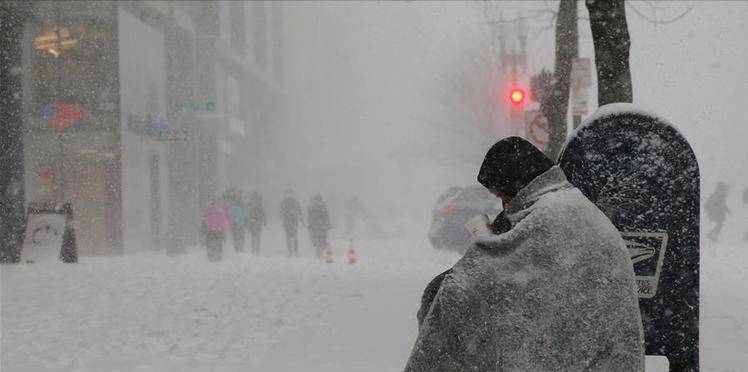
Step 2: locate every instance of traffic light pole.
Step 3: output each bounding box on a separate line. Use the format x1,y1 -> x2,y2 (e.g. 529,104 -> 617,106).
492,14 -> 528,137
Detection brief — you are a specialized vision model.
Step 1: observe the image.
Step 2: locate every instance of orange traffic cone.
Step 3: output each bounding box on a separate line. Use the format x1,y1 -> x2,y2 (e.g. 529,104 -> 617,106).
347,239 -> 358,265
324,244 -> 334,264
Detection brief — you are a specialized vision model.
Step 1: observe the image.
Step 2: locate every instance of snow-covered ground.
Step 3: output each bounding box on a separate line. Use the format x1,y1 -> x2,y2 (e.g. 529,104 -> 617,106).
1,224 -> 746,371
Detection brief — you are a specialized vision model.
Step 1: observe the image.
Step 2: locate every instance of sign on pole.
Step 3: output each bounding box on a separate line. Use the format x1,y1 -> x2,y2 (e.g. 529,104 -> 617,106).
157,130 -> 190,142
571,57 -> 592,88
571,87 -> 589,116
524,109 -> 549,151
41,102 -> 87,131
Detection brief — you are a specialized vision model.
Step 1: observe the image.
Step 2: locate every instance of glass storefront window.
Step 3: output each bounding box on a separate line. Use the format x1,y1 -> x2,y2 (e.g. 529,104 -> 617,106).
27,2 -> 118,132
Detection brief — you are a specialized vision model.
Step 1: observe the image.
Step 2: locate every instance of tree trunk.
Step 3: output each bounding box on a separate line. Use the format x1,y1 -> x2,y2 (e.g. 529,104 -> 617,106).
587,0 -> 632,105
543,0 -> 577,160
0,2 -> 28,263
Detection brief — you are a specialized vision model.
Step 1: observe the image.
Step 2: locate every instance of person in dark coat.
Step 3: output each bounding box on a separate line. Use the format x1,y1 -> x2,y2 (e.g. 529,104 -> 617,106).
307,194 -> 332,259
405,137 -> 644,372
705,182 -> 730,242
59,202 -> 78,263
246,191 -> 267,255
279,189 -> 304,257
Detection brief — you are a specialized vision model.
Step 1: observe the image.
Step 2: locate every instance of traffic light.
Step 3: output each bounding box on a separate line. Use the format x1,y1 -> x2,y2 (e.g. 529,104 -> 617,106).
509,88 -> 525,105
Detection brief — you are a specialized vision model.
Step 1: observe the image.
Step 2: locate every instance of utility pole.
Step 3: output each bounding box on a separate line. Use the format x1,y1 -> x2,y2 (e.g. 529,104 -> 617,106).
587,0 -> 632,105
543,0 -> 577,160
0,1 -> 30,263
571,37 -> 582,130
491,13 -> 528,137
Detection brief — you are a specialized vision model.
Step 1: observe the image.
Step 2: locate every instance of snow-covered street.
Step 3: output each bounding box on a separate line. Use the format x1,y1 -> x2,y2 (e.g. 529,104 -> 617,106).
1,229 -> 452,372
1,228 -> 746,372
2,1 -> 747,371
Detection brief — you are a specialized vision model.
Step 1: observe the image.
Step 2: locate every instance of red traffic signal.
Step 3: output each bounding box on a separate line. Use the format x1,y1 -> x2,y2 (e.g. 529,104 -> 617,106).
509,88 -> 525,105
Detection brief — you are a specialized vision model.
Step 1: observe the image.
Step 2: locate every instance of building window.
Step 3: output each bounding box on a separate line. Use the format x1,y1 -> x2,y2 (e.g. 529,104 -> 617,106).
251,1 -> 267,70
28,7 -> 119,132
270,3 -> 283,82
229,2 -> 246,54
196,3 -> 218,36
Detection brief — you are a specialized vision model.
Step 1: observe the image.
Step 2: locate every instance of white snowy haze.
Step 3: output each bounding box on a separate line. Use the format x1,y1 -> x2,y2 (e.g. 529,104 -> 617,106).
275,3 -> 492,226
2,1 -> 747,372
276,1 -> 748,233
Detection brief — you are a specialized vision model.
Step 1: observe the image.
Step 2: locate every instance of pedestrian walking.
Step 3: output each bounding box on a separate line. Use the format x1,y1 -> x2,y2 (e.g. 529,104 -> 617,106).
279,189 -> 304,257
224,189 -> 247,252
246,191 -> 267,255
405,137 -> 644,372
705,182 -> 730,242
202,197 -> 232,262
307,194 -> 332,259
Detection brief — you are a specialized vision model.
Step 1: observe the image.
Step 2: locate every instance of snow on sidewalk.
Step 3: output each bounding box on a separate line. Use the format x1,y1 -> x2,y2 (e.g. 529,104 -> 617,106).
700,239 -> 748,371
1,235 -> 746,371
250,253 -> 447,371
0,237 -> 453,372
0,252 -> 348,372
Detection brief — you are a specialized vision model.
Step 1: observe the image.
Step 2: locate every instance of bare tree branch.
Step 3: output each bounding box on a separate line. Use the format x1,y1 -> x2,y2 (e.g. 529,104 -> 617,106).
627,2 -> 692,26
485,9 -> 556,25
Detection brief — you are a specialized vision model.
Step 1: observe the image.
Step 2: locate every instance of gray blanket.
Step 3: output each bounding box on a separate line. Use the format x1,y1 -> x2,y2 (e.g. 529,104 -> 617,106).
405,167 -> 644,372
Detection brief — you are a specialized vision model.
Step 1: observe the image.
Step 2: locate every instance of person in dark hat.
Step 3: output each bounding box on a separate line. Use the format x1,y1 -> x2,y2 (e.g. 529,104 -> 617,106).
279,188 -> 304,257
416,137 -> 555,322
307,194 -> 332,259
477,136 -> 555,233
405,137 -> 644,372
705,182 -> 730,242
246,191 -> 267,255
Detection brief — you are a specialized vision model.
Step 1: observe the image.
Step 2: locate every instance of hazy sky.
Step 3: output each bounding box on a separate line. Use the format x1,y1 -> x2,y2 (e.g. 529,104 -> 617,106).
280,1 -> 748,222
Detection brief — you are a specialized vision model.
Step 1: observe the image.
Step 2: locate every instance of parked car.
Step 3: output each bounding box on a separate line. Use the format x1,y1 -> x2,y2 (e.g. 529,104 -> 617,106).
428,185 -> 502,252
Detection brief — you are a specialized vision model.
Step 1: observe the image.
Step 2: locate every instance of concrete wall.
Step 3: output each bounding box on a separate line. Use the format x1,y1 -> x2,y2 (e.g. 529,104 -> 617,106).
118,8 -> 169,253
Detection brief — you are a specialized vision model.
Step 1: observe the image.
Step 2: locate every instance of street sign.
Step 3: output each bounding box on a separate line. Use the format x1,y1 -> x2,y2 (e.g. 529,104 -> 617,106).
179,100 -> 216,112
157,130 -> 190,142
42,102 -> 86,131
524,109 -> 549,149
571,57 -> 592,88
571,86 -> 589,116
559,104 -> 700,372
22,210 -> 65,263
21,202 -> 77,263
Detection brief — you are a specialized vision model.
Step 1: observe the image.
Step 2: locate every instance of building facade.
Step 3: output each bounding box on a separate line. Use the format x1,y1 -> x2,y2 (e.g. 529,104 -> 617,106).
20,1 -> 285,255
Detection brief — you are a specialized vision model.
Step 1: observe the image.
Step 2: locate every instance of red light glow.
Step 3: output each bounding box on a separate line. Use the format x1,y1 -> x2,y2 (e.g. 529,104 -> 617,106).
510,88 -> 525,104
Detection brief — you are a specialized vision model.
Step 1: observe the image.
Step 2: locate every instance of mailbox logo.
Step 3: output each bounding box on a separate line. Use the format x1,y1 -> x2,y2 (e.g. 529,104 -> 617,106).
621,231 -> 668,299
